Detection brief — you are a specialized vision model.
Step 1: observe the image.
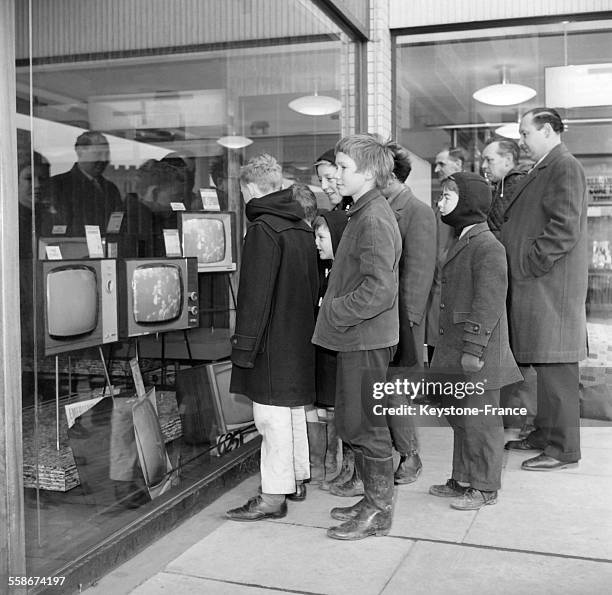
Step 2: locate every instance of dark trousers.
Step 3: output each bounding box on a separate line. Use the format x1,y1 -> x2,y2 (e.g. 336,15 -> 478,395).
525,362 -> 581,462
446,388 -> 503,492
387,324 -> 423,454
335,348 -> 394,459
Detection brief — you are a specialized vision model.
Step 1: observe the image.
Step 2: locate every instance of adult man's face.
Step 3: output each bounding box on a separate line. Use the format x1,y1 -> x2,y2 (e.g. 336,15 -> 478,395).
76,137 -> 110,178
519,114 -> 551,162
481,143 -> 513,183
434,150 -> 462,180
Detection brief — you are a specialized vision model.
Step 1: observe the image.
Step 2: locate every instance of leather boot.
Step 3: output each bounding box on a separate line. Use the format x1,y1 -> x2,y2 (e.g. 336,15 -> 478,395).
327,453 -> 395,540
321,444 -> 354,491
394,450 -> 423,485
324,412 -> 340,479
329,449 -> 364,497
307,421 -> 327,485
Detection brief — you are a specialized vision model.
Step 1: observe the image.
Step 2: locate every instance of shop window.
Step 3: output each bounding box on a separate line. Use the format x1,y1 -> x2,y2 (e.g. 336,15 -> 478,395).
16,0 -> 358,578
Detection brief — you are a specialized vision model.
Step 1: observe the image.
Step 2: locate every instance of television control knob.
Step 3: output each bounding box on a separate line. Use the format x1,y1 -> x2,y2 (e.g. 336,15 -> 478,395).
189,291 -> 198,301
189,306 -> 198,316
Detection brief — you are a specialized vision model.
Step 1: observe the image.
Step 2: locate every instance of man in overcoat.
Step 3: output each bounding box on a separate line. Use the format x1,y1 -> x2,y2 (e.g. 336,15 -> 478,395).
501,108 -> 588,471
382,142 -> 436,484
47,130 -> 122,236
226,184 -> 319,520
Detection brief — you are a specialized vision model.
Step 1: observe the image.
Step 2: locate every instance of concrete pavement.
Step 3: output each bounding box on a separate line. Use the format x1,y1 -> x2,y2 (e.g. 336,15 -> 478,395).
86,423 -> 612,594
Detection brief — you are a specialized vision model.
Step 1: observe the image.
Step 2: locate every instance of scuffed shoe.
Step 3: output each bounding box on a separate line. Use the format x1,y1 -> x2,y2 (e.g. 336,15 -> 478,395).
329,476 -> 364,497
505,438 -> 540,451
450,488 -> 497,510
394,451 -> 423,485
225,496 -> 287,522
429,478 -> 468,498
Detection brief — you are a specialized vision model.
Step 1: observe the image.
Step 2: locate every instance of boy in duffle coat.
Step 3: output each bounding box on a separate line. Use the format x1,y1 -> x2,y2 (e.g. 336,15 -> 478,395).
429,172 -> 522,510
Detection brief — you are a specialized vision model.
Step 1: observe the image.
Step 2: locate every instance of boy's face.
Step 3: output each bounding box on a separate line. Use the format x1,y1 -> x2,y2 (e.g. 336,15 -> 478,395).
314,224 -> 334,260
316,162 -> 342,206
438,187 -> 459,216
335,152 -> 373,199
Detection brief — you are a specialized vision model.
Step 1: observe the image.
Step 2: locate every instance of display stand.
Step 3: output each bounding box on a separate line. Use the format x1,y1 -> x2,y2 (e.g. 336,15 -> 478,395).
53,346 -> 113,451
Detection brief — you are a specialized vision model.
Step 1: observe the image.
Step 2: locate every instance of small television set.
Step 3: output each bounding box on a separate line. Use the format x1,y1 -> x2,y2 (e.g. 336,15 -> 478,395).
206,360 -> 253,433
38,237 -> 90,260
40,259 -> 118,356
175,360 -> 253,446
178,211 -> 237,272
117,257 -> 199,338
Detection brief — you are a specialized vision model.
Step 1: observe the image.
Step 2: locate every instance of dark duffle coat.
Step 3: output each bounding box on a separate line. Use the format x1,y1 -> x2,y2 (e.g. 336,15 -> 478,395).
230,188 -> 319,407
432,222 -> 522,390
500,143 -> 588,363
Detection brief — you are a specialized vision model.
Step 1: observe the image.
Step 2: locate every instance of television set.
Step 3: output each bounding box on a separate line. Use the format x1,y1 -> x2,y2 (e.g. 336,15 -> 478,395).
175,360 -> 253,446
117,257 -> 199,338
38,237 -> 90,260
40,259 -> 118,356
178,211 -> 237,272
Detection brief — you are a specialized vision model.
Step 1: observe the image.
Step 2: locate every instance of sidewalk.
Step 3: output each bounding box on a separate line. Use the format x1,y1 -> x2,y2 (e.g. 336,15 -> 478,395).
86,423 -> 612,594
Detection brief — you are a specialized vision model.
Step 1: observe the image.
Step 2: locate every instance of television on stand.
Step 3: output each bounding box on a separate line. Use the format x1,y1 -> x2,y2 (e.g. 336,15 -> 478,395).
117,257 -> 199,339
175,360 -> 255,454
178,211 -> 237,273
39,259 -> 118,356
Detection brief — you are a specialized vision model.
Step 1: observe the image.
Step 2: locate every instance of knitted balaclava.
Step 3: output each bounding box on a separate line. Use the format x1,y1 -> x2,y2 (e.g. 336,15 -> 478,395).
441,172 -> 492,234
320,210 -> 349,255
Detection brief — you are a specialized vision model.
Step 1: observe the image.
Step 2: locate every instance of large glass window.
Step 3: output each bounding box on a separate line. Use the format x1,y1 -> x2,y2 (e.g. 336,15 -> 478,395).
16,0 -> 358,578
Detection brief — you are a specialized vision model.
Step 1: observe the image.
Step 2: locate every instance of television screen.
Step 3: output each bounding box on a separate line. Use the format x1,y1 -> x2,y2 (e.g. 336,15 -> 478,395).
178,212 -> 237,272
40,259 -> 118,356
132,264 -> 182,324
118,257 -> 199,338
182,218 -> 225,264
47,266 -> 98,337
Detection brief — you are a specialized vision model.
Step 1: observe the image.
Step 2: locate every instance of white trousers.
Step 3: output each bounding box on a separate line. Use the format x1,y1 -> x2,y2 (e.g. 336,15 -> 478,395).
253,402 -> 310,494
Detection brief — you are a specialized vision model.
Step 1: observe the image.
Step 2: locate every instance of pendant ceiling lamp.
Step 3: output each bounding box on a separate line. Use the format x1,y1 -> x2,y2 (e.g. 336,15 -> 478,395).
216,135 -> 253,149
288,91 -> 341,116
473,66 -> 536,106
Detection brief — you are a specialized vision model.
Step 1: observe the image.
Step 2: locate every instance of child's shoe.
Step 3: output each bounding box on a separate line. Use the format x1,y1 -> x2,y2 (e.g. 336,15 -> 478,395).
450,488 -> 497,510
429,478 -> 467,498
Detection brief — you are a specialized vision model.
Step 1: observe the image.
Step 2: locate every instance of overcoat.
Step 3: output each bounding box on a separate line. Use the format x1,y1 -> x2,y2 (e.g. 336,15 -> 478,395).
387,185 -> 436,326
432,223 -> 522,390
499,143 -> 588,363
230,188 -> 319,407
387,185 -> 436,367
47,164 -> 122,235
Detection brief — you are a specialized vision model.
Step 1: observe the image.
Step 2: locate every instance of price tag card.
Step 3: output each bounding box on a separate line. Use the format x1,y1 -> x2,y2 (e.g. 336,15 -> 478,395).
130,357 -> 146,400
51,225 -> 67,235
163,229 -> 182,257
106,211 -> 124,234
85,225 -> 105,258
199,188 -> 220,211
170,202 -> 186,211
45,245 -> 63,260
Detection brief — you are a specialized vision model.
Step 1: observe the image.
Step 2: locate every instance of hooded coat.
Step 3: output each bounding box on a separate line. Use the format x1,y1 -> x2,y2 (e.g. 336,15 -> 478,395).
230,188 -> 319,406
432,173 -> 521,389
